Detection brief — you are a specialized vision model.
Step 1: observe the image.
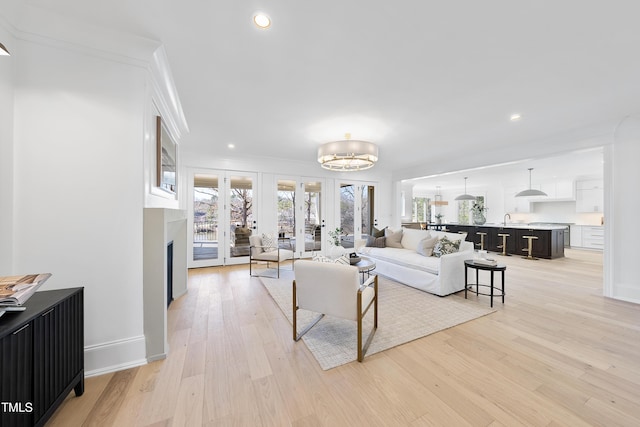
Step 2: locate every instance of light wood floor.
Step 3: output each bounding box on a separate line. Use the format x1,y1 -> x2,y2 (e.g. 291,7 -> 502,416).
48,249 -> 640,426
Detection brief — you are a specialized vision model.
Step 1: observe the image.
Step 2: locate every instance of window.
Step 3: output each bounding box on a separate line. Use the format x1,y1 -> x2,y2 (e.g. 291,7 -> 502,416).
412,197 -> 430,223
458,200 -> 470,224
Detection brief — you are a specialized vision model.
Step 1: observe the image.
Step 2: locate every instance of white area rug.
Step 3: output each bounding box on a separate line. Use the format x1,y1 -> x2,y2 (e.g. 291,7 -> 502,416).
260,272 -> 495,370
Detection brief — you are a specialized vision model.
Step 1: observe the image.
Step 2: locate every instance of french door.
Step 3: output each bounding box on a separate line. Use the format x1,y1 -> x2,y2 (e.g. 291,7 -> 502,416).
339,182 -> 377,247
188,170 -> 258,268
276,177 -> 325,259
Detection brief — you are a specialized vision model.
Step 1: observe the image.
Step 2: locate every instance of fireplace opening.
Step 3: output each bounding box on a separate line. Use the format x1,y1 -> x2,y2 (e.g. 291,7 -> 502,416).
167,241 -> 174,307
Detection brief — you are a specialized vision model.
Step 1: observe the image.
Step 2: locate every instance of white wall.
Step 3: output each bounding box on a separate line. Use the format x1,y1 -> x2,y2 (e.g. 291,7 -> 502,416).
606,116 -> 640,303
0,25 -> 14,273
11,39 -> 148,373
526,202 -> 603,225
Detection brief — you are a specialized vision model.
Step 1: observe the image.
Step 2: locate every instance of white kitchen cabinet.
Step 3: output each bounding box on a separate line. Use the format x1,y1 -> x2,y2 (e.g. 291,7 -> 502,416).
504,187 -> 531,213
570,225 -> 582,247
581,226 -> 604,250
555,180 -> 575,199
576,179 -> 603,212
538,179 -> 575,201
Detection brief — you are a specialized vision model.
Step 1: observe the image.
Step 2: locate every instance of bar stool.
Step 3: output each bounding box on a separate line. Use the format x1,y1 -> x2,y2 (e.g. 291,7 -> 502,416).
497,233 -> 511,256
475,232 -> 487,251
522,235 -> 538,260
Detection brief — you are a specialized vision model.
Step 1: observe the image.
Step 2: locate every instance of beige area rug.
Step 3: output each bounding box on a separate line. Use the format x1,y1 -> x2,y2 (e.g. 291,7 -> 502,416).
260,272 -> 496,370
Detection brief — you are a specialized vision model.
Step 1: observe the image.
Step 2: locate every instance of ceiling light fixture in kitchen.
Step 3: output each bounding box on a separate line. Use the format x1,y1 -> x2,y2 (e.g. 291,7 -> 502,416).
454,177 -> 476,201
430,186 -> 448,206
515,168 -> 548,197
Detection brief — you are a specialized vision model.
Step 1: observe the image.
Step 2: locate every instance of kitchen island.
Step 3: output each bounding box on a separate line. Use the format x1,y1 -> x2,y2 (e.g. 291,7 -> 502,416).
439,223 -> 566,259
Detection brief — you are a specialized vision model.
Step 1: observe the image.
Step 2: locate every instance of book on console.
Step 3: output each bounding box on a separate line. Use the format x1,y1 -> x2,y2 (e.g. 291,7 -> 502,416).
0,273 -> 52,306
473,258 -> 498,266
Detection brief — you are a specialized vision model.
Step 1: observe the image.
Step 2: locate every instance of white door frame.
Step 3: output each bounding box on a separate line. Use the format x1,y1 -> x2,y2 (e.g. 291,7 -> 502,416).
187,168 -> 224,268
187,169 -> 259,267
274,175 -> 326,259
224,171 -> 259,266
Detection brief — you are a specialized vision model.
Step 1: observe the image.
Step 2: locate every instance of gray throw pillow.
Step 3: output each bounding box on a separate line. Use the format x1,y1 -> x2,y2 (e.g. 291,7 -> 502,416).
372,236 -> 386,247
372,226 -> 386,238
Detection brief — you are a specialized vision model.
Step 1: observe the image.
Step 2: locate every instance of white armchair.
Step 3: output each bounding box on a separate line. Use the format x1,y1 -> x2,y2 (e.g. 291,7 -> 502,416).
292,260 -> 378,362
249,234 -> 294,278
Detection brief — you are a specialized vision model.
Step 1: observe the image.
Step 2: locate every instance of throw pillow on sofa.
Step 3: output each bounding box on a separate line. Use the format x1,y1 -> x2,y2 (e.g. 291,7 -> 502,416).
432,236 -> 461,257
372,226 -> 387,238
372,236 -> 386,247
385,228 -> 403,248
365,236 -> 386,247
401,228 -> 431,251
416,236 -> 438,257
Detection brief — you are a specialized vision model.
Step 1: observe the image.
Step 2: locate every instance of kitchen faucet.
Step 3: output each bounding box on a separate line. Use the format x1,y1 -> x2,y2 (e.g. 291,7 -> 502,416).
503,213 -> 511,226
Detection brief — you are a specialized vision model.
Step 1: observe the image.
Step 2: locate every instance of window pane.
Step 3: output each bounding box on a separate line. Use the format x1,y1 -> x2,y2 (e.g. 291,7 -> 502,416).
193,174 -> 219,261
229,176 -> 253,257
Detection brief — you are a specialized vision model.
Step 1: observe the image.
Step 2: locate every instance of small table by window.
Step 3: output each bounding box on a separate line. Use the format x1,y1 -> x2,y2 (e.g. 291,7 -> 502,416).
464,259 -> 506,307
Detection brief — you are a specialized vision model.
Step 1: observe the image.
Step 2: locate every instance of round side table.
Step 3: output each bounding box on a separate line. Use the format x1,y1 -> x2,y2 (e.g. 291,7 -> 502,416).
464,259 -> 507,307
354,258 -> 376,282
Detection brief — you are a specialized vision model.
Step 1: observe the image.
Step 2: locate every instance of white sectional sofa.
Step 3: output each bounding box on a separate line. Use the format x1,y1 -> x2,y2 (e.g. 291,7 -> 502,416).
356,228 -> 473,296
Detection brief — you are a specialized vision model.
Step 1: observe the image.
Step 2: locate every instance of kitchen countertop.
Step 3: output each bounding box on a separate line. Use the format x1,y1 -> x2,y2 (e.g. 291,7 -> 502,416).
443,223 -> 569,230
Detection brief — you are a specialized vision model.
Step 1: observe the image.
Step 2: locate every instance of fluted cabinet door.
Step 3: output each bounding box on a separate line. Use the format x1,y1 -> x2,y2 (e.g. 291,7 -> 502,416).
0,322 -> 34,427
32,289 -> 84,426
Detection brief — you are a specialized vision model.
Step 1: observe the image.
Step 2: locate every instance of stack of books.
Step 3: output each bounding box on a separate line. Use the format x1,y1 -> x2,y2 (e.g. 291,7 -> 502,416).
473,257 -> 498,266
0,273 -> 52,318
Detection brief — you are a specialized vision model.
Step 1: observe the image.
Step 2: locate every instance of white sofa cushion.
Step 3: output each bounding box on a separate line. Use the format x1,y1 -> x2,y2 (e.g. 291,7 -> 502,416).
385,228 -> 403,248
360,246 -> 442,275
249,235 -> 263,254
258,248 -> 294,261
416,236 -> 438,257
401,228 -> 431,251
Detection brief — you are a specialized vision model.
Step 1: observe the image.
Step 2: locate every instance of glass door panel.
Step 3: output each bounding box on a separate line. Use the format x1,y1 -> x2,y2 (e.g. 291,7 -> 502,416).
277,179 -> 297,252
340,183 -> 356,248
227,174 -> 256,264
189,172 -> 222,268
302,180 -> 322,256
361,184 -> 375,236
339,182 -> 376,249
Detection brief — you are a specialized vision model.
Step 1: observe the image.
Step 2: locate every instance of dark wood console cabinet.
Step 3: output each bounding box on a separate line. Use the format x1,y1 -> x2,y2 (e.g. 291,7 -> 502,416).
0,288 -> 84,427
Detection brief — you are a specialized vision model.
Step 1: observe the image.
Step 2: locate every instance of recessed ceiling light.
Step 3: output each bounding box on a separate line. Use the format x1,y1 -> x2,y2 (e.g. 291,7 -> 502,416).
510,113 -> 522,121
227,143 -> 235,149
253,13 -> 271,29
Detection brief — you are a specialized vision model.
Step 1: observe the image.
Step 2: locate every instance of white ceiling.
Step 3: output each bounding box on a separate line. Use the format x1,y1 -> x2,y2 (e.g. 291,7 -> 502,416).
10,1 -> 640,177
406,146 -> 603,193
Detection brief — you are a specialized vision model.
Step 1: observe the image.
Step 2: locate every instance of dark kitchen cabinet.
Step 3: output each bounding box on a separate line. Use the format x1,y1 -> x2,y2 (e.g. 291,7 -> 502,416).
441,225 -> 564,259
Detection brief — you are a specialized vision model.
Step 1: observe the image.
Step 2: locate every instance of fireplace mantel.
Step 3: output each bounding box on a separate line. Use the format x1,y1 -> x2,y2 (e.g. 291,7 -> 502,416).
143,208 -> 187,362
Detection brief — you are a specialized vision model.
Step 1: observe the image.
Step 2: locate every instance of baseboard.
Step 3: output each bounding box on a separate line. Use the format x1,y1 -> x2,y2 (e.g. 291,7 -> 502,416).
84,335 -> 147,377
172,288 -> 187,300
611,282 -> 640,305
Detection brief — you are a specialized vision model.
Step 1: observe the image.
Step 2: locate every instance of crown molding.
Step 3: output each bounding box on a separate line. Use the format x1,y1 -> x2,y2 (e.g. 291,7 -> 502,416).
0,4 -> 189,141
149,45 -> 189,141
0,5 -> 159,69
